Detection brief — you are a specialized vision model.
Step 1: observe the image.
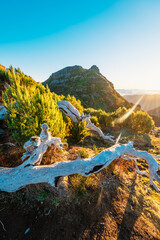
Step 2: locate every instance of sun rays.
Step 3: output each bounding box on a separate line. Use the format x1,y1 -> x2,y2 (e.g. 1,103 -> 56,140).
113,95 -> 144,125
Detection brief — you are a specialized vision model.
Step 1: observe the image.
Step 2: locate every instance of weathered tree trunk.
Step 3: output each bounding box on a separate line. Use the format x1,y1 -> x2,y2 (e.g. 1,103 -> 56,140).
0,134 -> 160,193
57,100 -> 114,142
0,102 -> 160,193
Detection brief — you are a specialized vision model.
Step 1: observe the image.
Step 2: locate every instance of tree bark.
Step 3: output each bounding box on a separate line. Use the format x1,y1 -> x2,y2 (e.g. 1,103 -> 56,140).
0,140 -> 159,193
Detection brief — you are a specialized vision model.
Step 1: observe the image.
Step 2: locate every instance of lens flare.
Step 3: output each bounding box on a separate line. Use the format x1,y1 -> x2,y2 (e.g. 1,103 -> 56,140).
114,95 -> 144,124
116,132 -> 122,144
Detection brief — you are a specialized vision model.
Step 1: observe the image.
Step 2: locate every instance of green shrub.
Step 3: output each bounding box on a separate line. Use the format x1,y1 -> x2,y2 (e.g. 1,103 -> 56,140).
93,144 -> 99,154
37,192 -> 46,201
68,121 -> 89,143
78,148 -> 89,158
131,111 -> 154,134
70,174 -> 86,196
3,73 -> 66,144
90,116 -> 99,126
70,173 -> 99,198
0,68 -> 10,83
52,198 -> 59,207
85,106 -> 154,135
133,134 -> 152,149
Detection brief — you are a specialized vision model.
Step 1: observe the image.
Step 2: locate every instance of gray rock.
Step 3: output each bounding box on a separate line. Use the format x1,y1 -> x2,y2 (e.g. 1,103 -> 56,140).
47,65 -> 82,82
50,79 -> 67,84
89,65 -> 100,73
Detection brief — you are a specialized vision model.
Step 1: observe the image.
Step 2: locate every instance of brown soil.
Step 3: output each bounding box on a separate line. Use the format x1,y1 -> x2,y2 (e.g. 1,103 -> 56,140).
0,130 -> 160,240
0,119 -> 24,168
0,149 -> 160,240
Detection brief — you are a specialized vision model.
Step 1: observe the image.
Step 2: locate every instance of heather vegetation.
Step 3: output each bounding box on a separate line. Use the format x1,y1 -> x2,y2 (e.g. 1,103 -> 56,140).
2,67 -> 65,143
84,106 -> 154,134
1,67 -> 86,144
0,66 -> 160,240
1,66 -> 154,145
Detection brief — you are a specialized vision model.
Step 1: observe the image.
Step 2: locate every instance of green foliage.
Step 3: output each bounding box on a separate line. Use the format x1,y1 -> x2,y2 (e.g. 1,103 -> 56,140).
0,68 -> 10,83
3,71 -> 66,144
70,174 -> 98,198
70,174 -> 86,196
133,133 -> 152,149
84,108 -> 113,127
93,144 -> 99,154
51,93 -> 85,143
131,111 -> 154,134
2,65 -> 154,145
7,65 -> 38,88
68,120 -> 89,143
63,95 -> 85,142
78,148 -> 89,158
90,116 -> 99,126
2,66 -> 86,144
52,198 -> 59,207
84,106 -> 154,134
37,192 -> 46,201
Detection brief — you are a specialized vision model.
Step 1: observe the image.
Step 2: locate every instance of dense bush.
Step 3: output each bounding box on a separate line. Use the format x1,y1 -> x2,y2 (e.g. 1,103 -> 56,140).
84,106 -> 154,134
2,67 -> 87,144
90,116 -> 99,126
78,148 -> 89,158
133,133 -> 152,149
131,111 -> 154,134
2,65 -> 154,145
0,68 -> 10,83
1,67 -> 83,145
3,71 -> 66,143
68,120 -> 89,143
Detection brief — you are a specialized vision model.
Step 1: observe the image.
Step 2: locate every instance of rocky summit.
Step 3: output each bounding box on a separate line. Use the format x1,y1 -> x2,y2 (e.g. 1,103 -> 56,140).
43,65 -> 131,112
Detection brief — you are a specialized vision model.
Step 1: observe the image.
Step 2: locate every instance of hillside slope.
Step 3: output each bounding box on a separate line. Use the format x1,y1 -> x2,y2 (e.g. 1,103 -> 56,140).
148,106 -> 160,116
148,106 -> 160,126
43,65 -> 132,112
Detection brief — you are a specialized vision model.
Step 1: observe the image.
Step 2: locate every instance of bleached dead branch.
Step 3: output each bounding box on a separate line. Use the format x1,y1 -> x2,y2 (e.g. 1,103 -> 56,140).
57,101 -> 114,142
0,102 -> 159,193
0,124 -> 159,193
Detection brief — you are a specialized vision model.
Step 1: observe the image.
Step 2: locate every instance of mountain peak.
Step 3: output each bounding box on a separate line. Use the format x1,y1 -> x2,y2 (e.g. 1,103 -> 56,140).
49,65 -> 82,79
89,65 -> 100,73
43,65 -> 131,112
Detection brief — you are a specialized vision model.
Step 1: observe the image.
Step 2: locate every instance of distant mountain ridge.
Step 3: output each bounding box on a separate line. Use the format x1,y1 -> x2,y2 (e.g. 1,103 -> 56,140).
148,106 -> 160,126
148,106 -> 160,116
43,65 -> 132,112
124,94 -> 160,111
117,89 -> 160,96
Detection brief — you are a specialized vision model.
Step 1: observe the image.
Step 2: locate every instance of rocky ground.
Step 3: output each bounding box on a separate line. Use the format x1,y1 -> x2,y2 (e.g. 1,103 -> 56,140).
0,139 -> 160,240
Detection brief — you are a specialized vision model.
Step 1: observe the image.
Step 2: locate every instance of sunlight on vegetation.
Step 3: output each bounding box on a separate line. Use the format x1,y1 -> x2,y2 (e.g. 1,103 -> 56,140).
1,66 -> 87,144
84,106 -> 154,134
78,148 -> 89,158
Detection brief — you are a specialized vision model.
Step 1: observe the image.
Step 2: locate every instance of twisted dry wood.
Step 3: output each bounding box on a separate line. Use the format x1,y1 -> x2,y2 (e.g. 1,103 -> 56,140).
1,101 -> 114,142
57,101 -> 114,142
0,128 -> 160,193
0,102 -> 160,193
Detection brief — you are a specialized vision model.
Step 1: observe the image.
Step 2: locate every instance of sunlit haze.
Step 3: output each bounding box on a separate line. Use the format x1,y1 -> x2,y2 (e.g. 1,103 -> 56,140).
1,0 -> 160,90
114,95 -> 144,124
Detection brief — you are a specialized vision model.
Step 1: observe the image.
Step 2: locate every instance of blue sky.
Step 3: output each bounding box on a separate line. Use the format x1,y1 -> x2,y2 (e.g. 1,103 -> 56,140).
0,0 -> 160,90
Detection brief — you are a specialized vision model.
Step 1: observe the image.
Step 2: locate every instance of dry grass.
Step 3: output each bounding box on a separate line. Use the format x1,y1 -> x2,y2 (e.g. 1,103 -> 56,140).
0,133 -> 160,239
